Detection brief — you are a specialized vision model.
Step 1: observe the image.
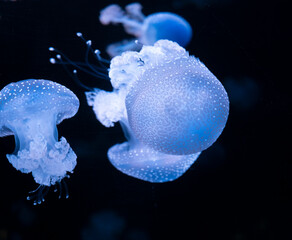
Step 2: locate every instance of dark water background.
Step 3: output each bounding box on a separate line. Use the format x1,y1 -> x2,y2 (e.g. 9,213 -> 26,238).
0,0 -> 290,239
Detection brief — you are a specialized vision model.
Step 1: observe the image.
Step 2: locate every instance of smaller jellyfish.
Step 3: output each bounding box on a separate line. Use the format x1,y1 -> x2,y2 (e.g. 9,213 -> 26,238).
86,40 -> 229,182
99,2 -> 192,57
0,79 -> 79,193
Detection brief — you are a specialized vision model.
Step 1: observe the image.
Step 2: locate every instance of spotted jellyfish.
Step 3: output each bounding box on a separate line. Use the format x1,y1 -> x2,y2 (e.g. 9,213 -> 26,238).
86,40 -> 229,182
99,2 -> 192,57
0,79 -> 79,202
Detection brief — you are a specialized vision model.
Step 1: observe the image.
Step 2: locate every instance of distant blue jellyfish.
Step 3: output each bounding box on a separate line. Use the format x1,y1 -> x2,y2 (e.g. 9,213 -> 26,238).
82,210 -> 126,240
0,79 -> 79,201
99,2 -> 192,57
223,76 -> 259,111
86,40 -> 229,182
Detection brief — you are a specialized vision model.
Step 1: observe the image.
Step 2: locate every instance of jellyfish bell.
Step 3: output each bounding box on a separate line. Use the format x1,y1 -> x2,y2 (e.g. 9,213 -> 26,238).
99,3 -> 192,57
126,52 -> 229,155
0,79 -> 79,187
139,12 -> 192,47
86,40 -> 229,182
107,140 -> 200,183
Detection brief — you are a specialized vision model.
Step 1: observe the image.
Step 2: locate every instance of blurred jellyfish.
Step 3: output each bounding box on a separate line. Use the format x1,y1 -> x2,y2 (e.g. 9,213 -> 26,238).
86,40 -> 229,182
99,2 -> 192,57
0,79 -> 79,203
82,210 -> 126,240
82,210 -> 150,240
12,200 -> 37,227
223,77 -> 259,111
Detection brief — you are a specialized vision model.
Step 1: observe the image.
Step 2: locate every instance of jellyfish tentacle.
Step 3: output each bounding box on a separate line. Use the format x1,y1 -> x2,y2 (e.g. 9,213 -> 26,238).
49,34 -> 111,92
125,3 -> 145,22
99,3 -> 144,37
62,180 -> 69,199
99,4 -> 125,25
76,32 -> 110,68
27,185 -> 49,205
49,47 -> 109,79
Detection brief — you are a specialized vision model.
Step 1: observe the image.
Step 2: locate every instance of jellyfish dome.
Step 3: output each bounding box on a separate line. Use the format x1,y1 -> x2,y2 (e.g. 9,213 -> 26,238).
0,79 -> 79,186
86,40 -> 229,182
99,3 -> 192,57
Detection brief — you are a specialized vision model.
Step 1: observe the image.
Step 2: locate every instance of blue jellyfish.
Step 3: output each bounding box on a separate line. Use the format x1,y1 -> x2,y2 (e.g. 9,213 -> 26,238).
0,79 -> 79,201
82,210 -> 126,240
86,40 -> 229,182
99,2 -> 192,57
223,76 -> 259,111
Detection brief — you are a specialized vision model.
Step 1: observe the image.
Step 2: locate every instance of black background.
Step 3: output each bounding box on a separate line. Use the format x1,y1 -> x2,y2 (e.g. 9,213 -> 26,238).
0,0 -> 290,239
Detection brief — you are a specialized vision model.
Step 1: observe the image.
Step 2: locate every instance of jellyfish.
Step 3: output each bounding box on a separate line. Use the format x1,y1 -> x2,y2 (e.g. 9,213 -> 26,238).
86,40 -> 229,182
82,210 -> 126,240
99,2 -> 192,57
223,76 -> 259,111
0,79 -> 79,190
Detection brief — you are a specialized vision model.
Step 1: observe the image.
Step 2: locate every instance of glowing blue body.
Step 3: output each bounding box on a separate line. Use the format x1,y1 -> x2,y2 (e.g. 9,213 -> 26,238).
86,40 -> 229,182
0,79 -> 79,186
99,3 -> 192,57
141,13 -> 192,47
